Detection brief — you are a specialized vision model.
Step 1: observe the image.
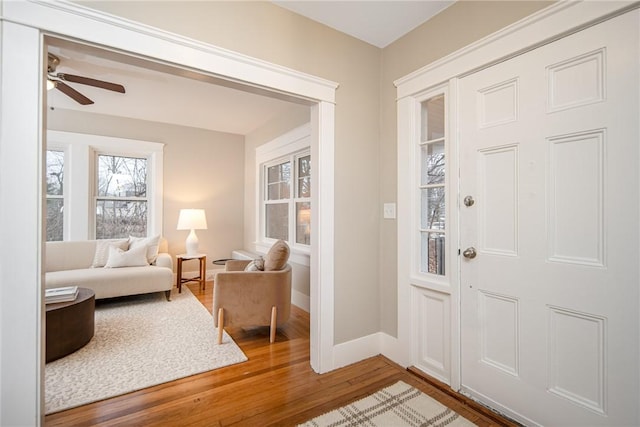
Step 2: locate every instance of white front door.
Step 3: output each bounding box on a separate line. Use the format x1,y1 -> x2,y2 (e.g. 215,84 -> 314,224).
459,10 -> 639,426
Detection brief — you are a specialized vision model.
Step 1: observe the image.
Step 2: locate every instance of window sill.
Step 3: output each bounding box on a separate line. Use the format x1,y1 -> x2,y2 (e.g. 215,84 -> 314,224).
254,241 -> 310,267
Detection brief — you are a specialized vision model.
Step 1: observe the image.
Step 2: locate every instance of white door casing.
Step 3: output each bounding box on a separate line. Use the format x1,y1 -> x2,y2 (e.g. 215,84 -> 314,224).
459,10 -> 639,426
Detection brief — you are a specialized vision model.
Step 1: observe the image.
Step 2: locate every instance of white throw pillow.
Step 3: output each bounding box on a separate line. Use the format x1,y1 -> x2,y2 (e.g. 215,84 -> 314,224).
91,239 -> 129,268
128,235 -> 161,264
104,244 -> 149,268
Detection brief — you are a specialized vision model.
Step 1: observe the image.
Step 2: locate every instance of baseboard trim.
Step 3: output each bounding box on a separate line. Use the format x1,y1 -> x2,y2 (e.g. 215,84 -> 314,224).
292,290 -> 310,312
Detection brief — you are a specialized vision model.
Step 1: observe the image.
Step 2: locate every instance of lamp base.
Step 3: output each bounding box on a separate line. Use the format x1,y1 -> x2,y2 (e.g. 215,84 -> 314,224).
185,229 -> 199,256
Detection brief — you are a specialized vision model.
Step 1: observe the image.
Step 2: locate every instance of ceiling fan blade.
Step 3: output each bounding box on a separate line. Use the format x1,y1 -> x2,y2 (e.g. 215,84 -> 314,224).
54,81 -> 94,105
57,73 -> 126,93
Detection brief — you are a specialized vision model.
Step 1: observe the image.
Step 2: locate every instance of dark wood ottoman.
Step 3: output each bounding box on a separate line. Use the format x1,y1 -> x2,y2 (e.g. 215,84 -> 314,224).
46,287 -> 95,363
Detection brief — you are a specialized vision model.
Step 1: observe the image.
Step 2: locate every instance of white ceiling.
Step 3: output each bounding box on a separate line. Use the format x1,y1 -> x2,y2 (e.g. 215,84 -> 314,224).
273,1 -> 454,48
47,2 -> 453,135
46,41 -> 309,135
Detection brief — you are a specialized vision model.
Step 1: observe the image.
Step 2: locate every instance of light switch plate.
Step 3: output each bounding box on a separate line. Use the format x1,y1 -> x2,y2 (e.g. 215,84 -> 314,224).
383,203 -> 396,219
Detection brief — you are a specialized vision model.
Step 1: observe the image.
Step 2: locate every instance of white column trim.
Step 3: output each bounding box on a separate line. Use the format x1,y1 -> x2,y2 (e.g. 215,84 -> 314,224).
0,21 -> 45,426
0,1 -> 338,423
310,101 -> 335,373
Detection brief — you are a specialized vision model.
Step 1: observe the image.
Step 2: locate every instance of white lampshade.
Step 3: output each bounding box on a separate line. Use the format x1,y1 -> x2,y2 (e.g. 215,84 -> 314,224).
177,209 -> 208,256
177,209 -> 208,231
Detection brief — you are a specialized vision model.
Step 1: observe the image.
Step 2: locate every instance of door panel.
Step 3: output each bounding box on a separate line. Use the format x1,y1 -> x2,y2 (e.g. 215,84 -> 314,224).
459,10 -> 639,426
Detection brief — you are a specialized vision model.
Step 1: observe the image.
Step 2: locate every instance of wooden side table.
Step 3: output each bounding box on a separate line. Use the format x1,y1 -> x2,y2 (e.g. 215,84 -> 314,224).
176,254 -> 206,293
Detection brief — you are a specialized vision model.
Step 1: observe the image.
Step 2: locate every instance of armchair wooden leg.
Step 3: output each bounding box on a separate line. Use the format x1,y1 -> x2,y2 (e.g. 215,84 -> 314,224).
270,306 -> 277,343
217,308 -> 224,345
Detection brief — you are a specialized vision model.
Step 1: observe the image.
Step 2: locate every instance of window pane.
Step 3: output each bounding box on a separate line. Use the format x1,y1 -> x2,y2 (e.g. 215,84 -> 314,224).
266,203 -> 288,240
46,199 -> 64,241
96,200 -> 147,239
266,162 -> 290,200
421,142 -> 445,185
421,232 -> 445,275
421,95 -> 445,141
298,155 -> 311,197
46,150 -> 64,196
421,187 -> 445,230
98,155 -> 147,198
296,202 -> 311,245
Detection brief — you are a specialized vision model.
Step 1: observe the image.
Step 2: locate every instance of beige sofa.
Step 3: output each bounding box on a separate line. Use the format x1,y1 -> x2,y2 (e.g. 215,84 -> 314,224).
45,238 -> 173,300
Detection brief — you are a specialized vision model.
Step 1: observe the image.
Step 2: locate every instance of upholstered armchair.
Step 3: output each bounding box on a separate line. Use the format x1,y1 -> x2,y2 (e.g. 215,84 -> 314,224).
213,240 -> 292,344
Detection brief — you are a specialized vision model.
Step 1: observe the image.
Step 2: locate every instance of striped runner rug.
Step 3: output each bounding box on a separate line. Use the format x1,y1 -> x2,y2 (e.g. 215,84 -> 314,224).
300,381 -> 475,427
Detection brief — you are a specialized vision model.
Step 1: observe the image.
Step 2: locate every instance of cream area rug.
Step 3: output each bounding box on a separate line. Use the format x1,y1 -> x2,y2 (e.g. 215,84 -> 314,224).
300,381 -> 475,427
45,286 -> 247,414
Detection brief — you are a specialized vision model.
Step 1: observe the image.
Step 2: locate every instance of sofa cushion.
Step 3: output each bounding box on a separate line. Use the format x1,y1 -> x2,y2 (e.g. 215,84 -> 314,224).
91,239 -> 128,268
105,244 -> 149,268
46,266 -> 173,299
264,240 -> 289,271
128,234 -> 161,264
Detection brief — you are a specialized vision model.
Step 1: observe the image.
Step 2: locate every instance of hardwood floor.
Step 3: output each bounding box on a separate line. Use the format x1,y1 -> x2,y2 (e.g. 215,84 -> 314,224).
45,281 -> 517,426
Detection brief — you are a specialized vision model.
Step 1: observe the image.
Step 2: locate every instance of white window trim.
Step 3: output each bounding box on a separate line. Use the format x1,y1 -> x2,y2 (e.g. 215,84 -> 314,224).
47,130 -> 164,240
255,124 -> 311,266
415,87 -> 449,283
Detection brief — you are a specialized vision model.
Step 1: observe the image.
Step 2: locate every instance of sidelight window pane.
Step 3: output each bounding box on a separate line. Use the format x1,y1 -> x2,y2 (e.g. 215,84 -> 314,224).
421,142 -> 445,185
421,232 -> 445,275
421,187 -> 445,230
421,95 -> 445,141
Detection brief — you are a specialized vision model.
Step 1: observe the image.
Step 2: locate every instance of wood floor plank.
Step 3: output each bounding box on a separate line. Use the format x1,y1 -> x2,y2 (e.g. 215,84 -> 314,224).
45,281 -> 517,426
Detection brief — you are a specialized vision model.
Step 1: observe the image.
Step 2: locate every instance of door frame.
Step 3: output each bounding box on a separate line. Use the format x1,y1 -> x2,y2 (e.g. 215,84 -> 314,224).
395,0 -> 638,399
0,1 -> 338,424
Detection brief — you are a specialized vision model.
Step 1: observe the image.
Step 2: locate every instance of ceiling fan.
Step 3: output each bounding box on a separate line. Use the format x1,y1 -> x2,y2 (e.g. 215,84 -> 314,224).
47,53 -> 126,105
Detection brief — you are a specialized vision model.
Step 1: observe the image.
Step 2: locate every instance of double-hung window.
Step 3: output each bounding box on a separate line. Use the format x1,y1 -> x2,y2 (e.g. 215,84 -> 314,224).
256,124 -> 311,257
263,151 -> 311,247
95,154 -> 148,239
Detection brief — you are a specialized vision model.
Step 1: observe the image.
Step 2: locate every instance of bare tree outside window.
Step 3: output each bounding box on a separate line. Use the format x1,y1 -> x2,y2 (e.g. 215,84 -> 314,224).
420,94 -> 446,275
46,150 -> 64,241
96,154 -> 147,239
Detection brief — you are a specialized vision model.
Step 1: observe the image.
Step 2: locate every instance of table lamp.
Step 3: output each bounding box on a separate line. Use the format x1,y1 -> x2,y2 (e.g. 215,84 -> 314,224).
177,209 -> 208,256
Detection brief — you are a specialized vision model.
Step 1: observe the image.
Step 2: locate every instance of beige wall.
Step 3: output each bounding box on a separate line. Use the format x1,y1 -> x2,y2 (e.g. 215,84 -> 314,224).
47,109 -> 245,273
73,0 -> 553,344
378,1 -> 553,335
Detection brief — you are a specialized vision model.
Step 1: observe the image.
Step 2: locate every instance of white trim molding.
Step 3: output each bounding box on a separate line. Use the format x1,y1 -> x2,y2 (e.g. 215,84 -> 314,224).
394,1 -> 638,97
0,1 -> 338,424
